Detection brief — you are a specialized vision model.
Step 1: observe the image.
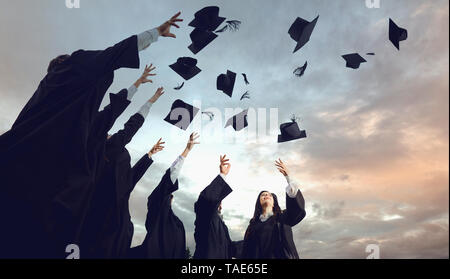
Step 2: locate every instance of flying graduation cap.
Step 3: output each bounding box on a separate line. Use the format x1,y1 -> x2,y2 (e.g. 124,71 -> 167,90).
293,61 -> 308,77
342,53 -> 367,69
169,57 -> 201,80
164,99 -> 200,130
225,109 -> 249,131
288,15 -> 319,53
188,28 -> 218,54
278,116 -> 307,143
217,70 -> 236,97
189,6 -> 226,32
389,18 -> 408,50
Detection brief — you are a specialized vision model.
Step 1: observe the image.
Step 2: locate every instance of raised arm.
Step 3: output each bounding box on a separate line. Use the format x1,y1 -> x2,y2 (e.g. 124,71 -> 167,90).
194,155 -> 232,218
90,65 -> 156,141
106,86 -> 165,158
71,13 -> 183,80
275,159 -> 306,226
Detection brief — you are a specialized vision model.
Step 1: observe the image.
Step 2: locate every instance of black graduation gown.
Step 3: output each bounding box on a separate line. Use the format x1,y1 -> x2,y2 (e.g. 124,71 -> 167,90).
241,191 -> 306,259
81,113 -> 152,258
193,175 -> 241,259
129,169 -> 186,259
0,36 -> 140,258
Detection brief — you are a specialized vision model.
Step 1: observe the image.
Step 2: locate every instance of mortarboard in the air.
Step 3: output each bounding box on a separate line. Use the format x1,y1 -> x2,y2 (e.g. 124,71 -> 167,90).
164,99 -> 200,130
278,119 -> 307,143
225,109 -> 248,131
189,6 -> 226,32
366,52 -> 375,56
288,15 -> 319,53
389,18 -> 408,50
342,53 -> 367,69
293,61 -> 308,77
217,70 -> 236,97
169,57 -> 201,80
188,28 -> 218,54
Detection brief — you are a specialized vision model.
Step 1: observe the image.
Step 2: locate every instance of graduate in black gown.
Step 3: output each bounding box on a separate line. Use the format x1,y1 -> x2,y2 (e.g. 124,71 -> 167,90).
80,87 -> 166,258
193,155 -> 243,259
241,159 -> 306,259
129,132 -> 200,259
53,64 -> 157,255
0,12 -> 183,258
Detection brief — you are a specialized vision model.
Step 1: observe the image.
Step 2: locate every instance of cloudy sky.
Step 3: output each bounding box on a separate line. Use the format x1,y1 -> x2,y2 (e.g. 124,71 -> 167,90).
0,0 -> 448,258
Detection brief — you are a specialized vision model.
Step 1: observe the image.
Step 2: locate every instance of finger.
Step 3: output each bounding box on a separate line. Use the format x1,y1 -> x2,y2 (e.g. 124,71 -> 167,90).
146,73 -> 157,76
222,154 -> 227,160
171,23 -> 180,28
171,11 -> 181,20
167,33 -> 176,38
148,66 -> 156,72
193,141 -> 200,144
220,155 -> 223,161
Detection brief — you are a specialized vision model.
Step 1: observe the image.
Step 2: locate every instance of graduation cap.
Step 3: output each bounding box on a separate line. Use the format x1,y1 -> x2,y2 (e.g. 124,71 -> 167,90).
278,118 -> 307,143
164,99 -> 199,130
189,6 -> 226,31
342,53 -> 367,69
217,70 -> 236,97
225,109 -> 248,131
366,52 -> 375,56
188,28 -> 218,54
293,61 -> 308,77
169,57 -> 201,80
288,15 -> 319,53
389,18 -> 408,50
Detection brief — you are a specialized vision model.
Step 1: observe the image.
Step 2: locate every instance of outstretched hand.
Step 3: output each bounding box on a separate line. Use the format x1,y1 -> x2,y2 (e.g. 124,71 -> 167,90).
135,64 -> 156,88
220,155 -> 231,176
157,12 -> 183,38
275,158 -> 289,177
149,87 -> 165,104
182,132 -> 200,157
148,138 -> 165,158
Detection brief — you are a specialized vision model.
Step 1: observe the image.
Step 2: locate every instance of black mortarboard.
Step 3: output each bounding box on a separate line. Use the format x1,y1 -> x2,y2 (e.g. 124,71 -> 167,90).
163,99 -> 199,130
188,28 -> 218,54
288,15 -> 319,53
342,53 -> 367,69
389,18 -> 408,50
278,120 -> 306,143
217,70 -> 236,97
169,57 -> 201,80
225,109 -> 248,131
189,6 -> 226,31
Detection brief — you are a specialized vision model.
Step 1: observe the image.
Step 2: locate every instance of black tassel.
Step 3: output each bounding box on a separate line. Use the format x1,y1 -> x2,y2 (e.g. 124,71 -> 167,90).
215,20 -> 242,33
240,91 -> 250,100
202,111 -> 215,121
293,61 -> 307,77
242,73 -> 250,85
174,82 -> 184,90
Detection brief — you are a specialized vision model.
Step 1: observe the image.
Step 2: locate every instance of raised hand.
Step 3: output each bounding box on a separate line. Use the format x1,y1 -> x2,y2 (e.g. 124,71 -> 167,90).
135,64 -> 156,88
220,155 -> 231,176
181,132 -> 200,157
148,138 -> 165,158
149,87 -> 165,104
157,12 -> 183,38
275,158 -> 289,177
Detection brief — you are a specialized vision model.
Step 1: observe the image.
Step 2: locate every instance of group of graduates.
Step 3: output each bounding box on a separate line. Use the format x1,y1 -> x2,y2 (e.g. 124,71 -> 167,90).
0,12 -> 306,259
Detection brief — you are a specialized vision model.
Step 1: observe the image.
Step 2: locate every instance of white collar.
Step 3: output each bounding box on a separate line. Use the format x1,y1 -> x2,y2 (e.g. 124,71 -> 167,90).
259,211 -> 274,222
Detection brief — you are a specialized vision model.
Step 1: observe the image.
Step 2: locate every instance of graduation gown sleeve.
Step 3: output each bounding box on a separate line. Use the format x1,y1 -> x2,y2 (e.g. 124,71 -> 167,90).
279,190 -> 306,227
126,154 -> 153,196
89,89 -> 131,142
105,113 -> 145,160
195,175 -> 232,218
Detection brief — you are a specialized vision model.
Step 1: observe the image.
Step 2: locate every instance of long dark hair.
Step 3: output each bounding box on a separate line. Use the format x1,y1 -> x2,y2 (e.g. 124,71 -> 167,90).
244,191 -> 282,240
